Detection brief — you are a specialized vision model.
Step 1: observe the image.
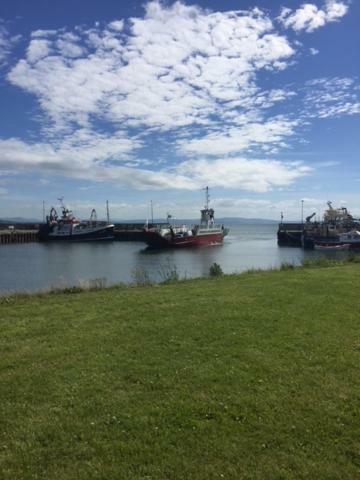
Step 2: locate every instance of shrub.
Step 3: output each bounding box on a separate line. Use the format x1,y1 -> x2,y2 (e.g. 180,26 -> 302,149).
280,262 -> 295,271
346,254 -> 360,263
209,262 -> 223,277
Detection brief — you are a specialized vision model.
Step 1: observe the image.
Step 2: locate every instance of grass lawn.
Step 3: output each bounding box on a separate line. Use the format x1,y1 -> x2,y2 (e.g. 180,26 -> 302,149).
0,264 -> 359,479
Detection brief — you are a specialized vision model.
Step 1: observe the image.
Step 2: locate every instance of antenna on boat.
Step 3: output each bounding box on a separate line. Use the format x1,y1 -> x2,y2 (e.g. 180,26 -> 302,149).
151,200 -> 154,224
203,186 -> 210,209
106,200 -> 110,224
301,199 -> 304,225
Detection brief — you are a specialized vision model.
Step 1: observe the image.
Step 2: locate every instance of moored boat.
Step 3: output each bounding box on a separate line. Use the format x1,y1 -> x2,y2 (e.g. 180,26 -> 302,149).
314,243 -> 350,251
338,230 -> 360,248
278,201 -> 360,248
314,230 -> 360,250
142,188 -> 228,249
40,200 -> 114,241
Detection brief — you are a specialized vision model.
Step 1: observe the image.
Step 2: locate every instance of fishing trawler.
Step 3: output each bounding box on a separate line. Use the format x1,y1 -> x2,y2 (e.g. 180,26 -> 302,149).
142,187 -> 228,248
40,199 -> 114,241
278,201 -> 360,248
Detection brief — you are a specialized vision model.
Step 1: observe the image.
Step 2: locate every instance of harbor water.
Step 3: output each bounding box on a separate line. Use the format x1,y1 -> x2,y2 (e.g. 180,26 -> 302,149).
0,224 -> 352,295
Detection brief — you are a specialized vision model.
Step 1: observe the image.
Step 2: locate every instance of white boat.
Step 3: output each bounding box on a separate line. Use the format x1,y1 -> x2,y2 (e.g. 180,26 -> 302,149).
42,200 -> 114,241
314,230 -> 360,251
338,230 -> 360,248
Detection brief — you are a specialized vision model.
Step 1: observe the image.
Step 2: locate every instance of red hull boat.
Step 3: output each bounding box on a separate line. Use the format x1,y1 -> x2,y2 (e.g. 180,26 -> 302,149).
143,188 -> 229,249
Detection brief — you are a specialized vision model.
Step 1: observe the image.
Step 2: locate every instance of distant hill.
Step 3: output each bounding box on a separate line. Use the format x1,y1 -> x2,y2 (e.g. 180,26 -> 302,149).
218,217 -> 278,225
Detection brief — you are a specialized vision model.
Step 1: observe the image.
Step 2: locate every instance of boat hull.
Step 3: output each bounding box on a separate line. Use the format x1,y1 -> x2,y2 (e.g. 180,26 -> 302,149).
47,225 -> 114,242
143,230 -> 225,248
314,243 -> 350,251
314,240 -> 360,249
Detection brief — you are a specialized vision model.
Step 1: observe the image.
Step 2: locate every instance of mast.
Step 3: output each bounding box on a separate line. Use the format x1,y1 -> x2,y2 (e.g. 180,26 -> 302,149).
151,200 -> 154,224
106,200 -> 110,224
301,199 -> 304,225
204,186 -> 210,209
200,186 -> 214,226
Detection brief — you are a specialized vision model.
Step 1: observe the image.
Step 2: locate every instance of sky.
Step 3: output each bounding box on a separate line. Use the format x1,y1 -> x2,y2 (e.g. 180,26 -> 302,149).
0,0 -> 359,221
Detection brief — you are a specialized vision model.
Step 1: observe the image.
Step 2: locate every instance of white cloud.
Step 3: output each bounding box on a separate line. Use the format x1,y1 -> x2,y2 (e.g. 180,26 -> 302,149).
178,117 -> 298,156
56,35 -> 84,58
216,198 -> 276,210
26,39 -> 52,63
309,47 -> 319,55
175,157 -> 311,193
108,20 -> 124,32
304,77 -> 360,118
0,134 -> 195,190
0,130 -> 142,172
312,160 -> 340,167
31,29 -> 58,38
0,135 -> 311,192
325,0 -> 348,20
213,197 -> 300,219
278,1 -> 348,32
0,19 -> 20,64
8,1 -> 295,133
1,1 -> 353,198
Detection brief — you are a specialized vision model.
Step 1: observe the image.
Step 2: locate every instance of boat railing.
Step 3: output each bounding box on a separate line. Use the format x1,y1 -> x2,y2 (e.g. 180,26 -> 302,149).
198,224 -> 223,231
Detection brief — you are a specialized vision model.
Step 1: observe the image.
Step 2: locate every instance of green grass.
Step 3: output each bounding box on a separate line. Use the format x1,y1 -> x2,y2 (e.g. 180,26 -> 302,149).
0,264 -> 359,479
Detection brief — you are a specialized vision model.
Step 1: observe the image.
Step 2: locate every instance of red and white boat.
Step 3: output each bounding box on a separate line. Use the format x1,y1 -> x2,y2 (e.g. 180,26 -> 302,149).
41,199 -> 114,241
338,230 -> 360,248
314,230 -> 360,250
314,243 -> 350,251
142,188 -> 229,248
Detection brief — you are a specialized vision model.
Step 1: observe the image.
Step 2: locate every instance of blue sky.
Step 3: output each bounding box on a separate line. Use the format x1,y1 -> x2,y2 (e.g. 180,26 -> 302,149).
0,0 -> 359,221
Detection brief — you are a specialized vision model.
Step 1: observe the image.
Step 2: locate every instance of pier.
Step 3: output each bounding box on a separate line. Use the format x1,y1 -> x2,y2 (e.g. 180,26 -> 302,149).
277,223 -> 304,247
277,221 -> 356,249
0,222 -> 166,244
0,229 -> 39,244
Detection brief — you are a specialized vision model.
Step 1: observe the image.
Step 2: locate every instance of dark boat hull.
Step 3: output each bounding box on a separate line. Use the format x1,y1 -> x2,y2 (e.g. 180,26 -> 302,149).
46,226 -> 114,242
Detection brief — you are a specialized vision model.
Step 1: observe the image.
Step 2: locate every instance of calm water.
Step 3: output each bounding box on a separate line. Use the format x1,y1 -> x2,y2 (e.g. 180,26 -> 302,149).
0,224 -> 351,294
